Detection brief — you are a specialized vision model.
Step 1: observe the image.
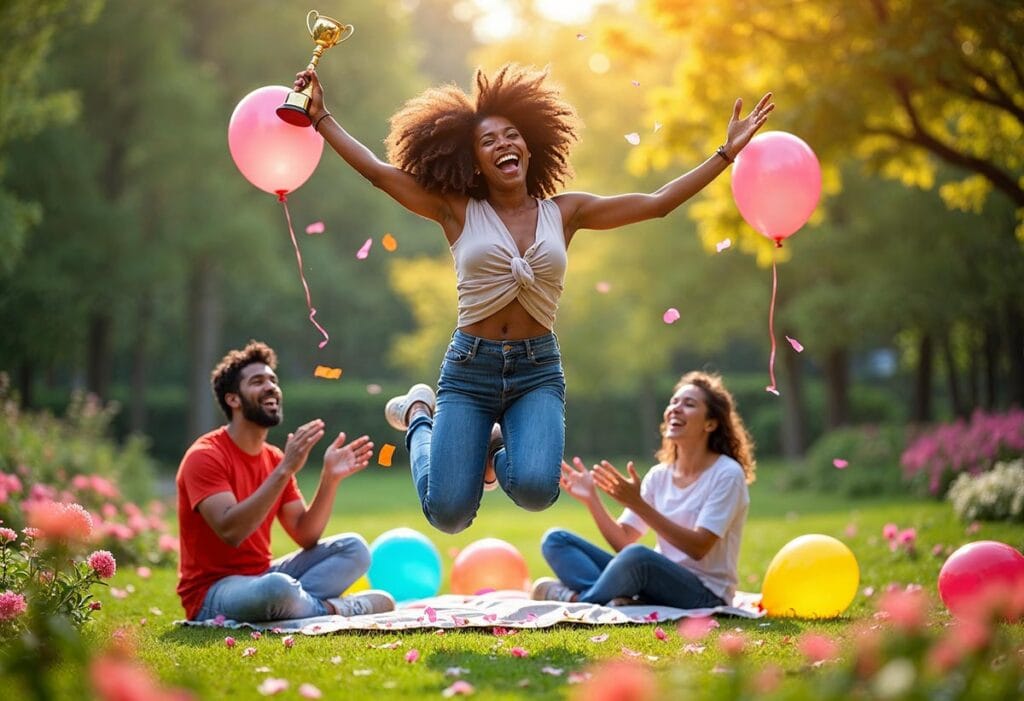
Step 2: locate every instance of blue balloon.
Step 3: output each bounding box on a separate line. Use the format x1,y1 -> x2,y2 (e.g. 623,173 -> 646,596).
367,527 -> 442,602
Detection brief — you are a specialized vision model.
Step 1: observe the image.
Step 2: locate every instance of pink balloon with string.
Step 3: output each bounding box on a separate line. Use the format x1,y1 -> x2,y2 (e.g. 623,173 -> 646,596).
731,131 -> 821,246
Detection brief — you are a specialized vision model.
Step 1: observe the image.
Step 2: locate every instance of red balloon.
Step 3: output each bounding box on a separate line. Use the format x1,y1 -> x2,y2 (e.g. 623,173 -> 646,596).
450,538 -> 530,595
228,86 -> 323,196
937,540 -> 1024,620
731,131 -> 821,245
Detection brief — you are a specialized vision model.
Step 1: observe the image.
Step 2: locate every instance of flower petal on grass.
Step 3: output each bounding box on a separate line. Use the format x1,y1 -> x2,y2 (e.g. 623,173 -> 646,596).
589,633 -> 609,643
405,649 -> 420,664
224,636 -> 236,648
662,308 -> 680,324
371,640 -> 403,650
509,647 -> 528,658
299,683 -> 322,699
442,680 -> 475,697
242,647 -> 258,658
654,626 -> 668,641
257,678 -> 288,696
620,646 -> 642,657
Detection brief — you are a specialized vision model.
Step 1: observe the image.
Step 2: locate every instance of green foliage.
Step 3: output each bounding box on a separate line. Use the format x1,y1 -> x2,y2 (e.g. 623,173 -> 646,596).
792,425 -> 909,498
947,459 -> 1024,523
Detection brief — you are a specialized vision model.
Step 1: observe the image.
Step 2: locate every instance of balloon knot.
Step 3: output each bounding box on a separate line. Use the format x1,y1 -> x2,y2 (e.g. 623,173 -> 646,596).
276,190 -> 288,202
774,238 -> 784,248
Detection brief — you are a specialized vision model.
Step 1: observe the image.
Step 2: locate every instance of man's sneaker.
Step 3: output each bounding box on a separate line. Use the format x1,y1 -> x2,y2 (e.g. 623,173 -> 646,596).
384,383 -> 436,431
530,577 -> 578,603
483,423 -> 503,492
327,589 -> 396,617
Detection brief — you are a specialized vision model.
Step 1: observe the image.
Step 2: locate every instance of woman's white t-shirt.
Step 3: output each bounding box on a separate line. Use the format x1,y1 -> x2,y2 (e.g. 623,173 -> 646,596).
618,455 -> 749,602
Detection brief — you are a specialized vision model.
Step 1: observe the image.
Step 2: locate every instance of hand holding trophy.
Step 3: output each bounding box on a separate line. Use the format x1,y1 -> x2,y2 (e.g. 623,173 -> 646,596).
277,10 -> 353,126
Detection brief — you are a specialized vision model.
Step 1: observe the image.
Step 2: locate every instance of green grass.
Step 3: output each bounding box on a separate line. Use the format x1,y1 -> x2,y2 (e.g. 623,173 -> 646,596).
34,462 -> 1024,699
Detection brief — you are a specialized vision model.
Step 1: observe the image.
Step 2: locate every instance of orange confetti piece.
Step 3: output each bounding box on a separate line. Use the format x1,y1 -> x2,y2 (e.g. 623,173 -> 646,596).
377,443 -> 396,467
381,233 -> 398,252
313,365 -> 342,380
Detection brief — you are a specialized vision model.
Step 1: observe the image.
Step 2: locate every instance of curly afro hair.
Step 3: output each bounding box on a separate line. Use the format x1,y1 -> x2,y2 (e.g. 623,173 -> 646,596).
385,63 -> 580,199
210,341 -> 278,421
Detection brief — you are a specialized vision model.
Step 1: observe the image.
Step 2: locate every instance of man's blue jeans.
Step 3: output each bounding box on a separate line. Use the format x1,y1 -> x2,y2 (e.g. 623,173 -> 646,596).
194,533 -> 370,621
407,330 -> 566,534
540,528 -> 726,608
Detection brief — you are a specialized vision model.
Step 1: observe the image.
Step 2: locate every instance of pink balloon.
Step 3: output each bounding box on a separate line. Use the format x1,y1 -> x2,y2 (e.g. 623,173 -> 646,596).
228,86 -> 323,196
937,540 -> 1024,620
731,131 -> 821,244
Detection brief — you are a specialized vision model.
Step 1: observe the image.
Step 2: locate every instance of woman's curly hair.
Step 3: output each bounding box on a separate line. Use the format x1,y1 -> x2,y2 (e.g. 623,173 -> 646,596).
385,63 -> 580,199
655,371 -> 757,484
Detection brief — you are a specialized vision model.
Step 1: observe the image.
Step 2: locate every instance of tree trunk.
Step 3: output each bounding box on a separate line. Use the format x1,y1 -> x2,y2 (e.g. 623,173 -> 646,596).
85,313 -> 113,400
823,347 -> 849,429
779,337 -> 805,458
941,332 -> 966,418
129,293 -> 153,434
911,332 -> 933,423
186,256 -> 222,442
16,362 -> 34,409
983,325 -> 998,409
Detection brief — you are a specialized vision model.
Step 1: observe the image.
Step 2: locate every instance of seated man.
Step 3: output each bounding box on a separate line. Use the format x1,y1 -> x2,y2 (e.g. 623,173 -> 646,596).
176,340 -> 394,622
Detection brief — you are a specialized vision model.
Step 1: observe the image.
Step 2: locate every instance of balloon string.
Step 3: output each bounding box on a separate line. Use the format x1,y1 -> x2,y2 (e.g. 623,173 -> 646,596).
766,255 -> 779,395
279,192 -> 329,349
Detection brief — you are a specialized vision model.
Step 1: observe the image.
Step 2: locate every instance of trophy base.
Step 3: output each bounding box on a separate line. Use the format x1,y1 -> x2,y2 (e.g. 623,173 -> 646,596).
277,89 -> 313,126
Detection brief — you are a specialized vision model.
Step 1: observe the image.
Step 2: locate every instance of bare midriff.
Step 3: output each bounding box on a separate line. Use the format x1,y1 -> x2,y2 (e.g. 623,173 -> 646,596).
459,298 -> 550,341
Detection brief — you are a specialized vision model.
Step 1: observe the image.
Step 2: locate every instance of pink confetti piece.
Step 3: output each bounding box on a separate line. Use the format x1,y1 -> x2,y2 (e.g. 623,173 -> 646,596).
631,80 -> 641,87
833,458 -> 849,469
305,221 -> 325,235
654,627 -> 668,640
381,233 -> 398,252
242,647 -> 258,658
257,678 -> 289,695
442,680 -> 475,697
785,335 -> 804,352
662,308 -> 680,324
510,647 -> 529,658
299,683 -> 322,699
678,616 -> 719,640
136,566 -> 151,579
356,237 -> 372,260
366,383 -> 382,395
624,132 -> 640,146
282,635 -> 295,648
589,633 -> 609,643
405,649 -> 420,664
716,238 -> 732,252
595,281 -> 611,294
251,631 -> 262,640
224,637 -> 236,648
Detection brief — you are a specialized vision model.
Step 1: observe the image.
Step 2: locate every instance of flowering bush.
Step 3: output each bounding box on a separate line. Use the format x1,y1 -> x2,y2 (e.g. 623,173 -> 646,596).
947,459 -> 1024,523
901,408 -> 1024,497
0,502 -> 117,637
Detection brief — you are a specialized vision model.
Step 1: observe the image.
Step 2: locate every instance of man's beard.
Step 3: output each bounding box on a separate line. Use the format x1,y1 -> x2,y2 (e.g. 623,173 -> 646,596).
239,392 -> 282,427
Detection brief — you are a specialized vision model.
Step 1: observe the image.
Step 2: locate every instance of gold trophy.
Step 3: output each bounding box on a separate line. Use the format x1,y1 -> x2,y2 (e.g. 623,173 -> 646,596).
277,10 -> 354,126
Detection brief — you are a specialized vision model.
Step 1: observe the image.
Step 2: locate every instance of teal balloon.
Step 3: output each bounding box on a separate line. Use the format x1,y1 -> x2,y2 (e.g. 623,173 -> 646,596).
367,527 -> 442,602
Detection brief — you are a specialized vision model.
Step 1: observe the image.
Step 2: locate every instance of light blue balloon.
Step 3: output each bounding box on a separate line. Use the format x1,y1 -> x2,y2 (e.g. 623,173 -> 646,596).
367,527 -> 442,602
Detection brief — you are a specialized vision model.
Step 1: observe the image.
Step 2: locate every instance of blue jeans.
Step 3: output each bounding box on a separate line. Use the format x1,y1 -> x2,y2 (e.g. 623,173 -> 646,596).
407,329 -> 566,533
540,529 -> 726,608
194,533 -> 370,622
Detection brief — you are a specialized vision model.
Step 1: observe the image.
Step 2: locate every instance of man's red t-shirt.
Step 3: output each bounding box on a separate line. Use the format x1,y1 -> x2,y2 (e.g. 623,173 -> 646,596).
175,426 -> 302,619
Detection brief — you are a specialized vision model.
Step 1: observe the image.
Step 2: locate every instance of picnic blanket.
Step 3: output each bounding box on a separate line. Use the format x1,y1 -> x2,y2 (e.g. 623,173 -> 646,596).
176,590 -> 764,635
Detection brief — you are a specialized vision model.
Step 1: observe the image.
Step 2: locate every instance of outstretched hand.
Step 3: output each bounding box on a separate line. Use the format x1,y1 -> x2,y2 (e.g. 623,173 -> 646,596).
724,92 -> 774,158
323,432 -> 374,483
293,68 -> 328,121
591,460 -> 644,510
280,419 -> 326,475
560,457 -> 597,503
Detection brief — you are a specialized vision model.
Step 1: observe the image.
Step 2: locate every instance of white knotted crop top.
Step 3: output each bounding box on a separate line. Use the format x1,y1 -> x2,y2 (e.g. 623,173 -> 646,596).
451,198 -> 567,329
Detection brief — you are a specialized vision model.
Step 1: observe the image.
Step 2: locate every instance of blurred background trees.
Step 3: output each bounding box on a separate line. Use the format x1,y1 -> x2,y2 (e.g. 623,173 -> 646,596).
1,0 -> 1021,472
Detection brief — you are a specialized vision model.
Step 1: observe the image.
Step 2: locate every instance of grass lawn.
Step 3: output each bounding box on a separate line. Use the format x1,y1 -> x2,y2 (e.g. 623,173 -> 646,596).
35,461 -> 1024,699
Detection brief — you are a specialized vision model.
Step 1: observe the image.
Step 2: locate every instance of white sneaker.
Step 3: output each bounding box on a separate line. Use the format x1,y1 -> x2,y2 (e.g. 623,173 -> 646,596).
384,383 -> 436,431
530,577 -> 577,603
483,423 -> 502,492
327,589 -> 396,617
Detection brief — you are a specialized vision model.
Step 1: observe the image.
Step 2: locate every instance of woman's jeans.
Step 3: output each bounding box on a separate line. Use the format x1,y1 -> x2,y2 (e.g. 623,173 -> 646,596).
194,533 -> 370,622
541,529 -> 726,608
407,329 -> 566,534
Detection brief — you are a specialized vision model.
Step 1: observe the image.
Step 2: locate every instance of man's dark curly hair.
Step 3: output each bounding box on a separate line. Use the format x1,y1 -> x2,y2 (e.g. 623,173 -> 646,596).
210,341 -> 278,421
385,63 -> 580,199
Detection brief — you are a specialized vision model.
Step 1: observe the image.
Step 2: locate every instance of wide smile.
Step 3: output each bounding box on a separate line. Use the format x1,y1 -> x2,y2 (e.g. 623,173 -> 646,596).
494,152 -> 521,175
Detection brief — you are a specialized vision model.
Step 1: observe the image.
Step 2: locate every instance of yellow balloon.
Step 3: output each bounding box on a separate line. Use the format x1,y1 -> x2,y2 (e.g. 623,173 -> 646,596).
342,574 -> 370,596
761,534 -> 859,619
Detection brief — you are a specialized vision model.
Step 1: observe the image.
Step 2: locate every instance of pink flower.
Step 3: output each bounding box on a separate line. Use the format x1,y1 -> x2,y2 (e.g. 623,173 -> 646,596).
878,589 -> 927,633
570,660 -> 656,701
256,678 -> 288,695
0,591 -> 28,621
405,648 -> 419,663
282,635 -> 295,649
509,647 -> 528,658
718,632 -> 747,657
442,680 -> 475,697
897,528 -> 916,545
135,566 -> 151,579
0,527 -> 16,543
251,631 -> 262,640
158,534 -> 179,552
653,627 -> 668,641
225,637 -> 236,648
677,616 -> 718,640
26,500 -> 94,543
882,523 -> 899,540
90,601 -> 103,611
87,550 -> 117,579
798,633 -> 839,663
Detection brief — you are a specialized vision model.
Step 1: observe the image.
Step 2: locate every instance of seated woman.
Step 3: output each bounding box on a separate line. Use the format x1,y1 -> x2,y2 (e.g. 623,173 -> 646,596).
531,371 -> 755,609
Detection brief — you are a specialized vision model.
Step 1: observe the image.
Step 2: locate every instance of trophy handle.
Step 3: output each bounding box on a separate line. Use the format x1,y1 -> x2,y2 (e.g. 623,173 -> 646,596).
306,10 -> 319,36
